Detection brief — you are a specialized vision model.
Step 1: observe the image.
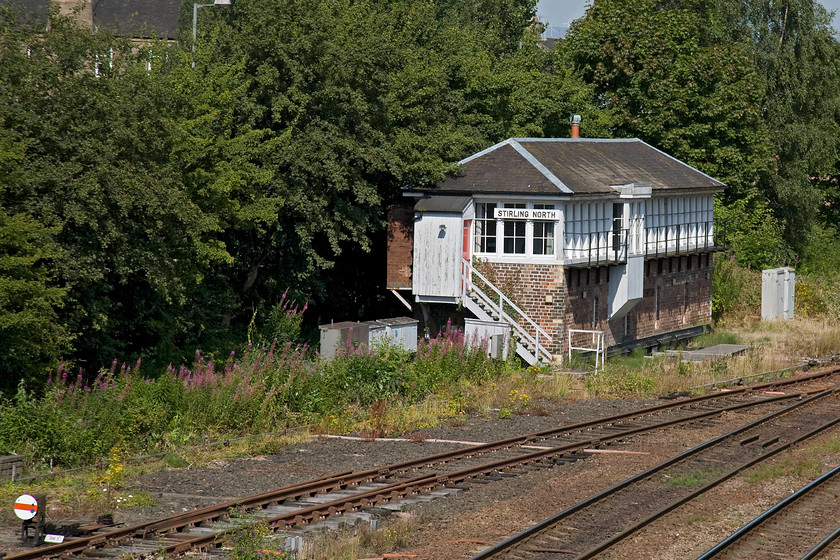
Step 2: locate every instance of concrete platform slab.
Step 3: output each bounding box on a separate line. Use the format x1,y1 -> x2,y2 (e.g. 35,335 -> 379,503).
664,344 -> 749,361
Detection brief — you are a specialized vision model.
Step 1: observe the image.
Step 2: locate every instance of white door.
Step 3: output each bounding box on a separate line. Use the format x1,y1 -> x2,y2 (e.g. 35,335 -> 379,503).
412,212 -> 463,300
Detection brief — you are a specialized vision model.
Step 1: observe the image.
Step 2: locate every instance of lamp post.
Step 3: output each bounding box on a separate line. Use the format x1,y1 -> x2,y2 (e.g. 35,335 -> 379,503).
192,0 -> 231,67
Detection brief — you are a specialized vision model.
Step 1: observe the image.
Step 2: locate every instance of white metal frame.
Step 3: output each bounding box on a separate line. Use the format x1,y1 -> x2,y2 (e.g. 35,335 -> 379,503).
568,329 -> 605,373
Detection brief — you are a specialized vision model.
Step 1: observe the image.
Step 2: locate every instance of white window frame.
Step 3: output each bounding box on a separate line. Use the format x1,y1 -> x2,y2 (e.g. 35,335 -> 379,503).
473,199 -> 560,262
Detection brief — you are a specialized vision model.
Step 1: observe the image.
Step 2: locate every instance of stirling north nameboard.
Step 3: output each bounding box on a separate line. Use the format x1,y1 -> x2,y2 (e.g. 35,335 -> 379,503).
493,208 -> 558,220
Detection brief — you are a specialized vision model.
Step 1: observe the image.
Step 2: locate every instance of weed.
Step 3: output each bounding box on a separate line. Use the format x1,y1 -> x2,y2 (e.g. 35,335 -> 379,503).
528,403 -> 552,416
225,519 -> 293,560
741,463 -> 785,484
305,513 -> 424,559
810,437 -> 840,454
163,453 -> 189,468
114,491 -> 156,508
662,469 -> 720,487
686,513 -> 709,525
691,329 -> 740,348
406,431 -> 428,443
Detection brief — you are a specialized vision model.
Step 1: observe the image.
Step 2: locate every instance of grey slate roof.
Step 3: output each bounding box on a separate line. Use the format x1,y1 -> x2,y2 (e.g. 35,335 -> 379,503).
0,0 -> 182,39
1,0 -> 50,17
413,196 -> 470,213
94,0 -> 181,39
415,138 -> 725,197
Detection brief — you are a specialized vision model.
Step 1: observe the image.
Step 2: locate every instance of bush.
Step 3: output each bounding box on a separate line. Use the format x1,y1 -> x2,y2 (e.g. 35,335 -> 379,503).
712,251 -> 761,321
0,321 -> 519,469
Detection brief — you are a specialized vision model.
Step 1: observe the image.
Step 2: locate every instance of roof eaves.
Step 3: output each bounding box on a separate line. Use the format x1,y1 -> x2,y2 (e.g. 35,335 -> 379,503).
509,139 -> 574,194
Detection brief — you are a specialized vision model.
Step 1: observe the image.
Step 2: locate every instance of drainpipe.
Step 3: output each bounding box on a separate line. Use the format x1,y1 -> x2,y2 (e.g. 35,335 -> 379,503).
570,114 -> 581,139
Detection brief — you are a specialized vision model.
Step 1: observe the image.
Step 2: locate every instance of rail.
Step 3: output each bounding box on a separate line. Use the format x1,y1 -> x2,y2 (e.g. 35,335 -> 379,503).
8,367 -> 839,560
468,385 -> 840,560
461,258 -> 552,363
696,463 -> 840,559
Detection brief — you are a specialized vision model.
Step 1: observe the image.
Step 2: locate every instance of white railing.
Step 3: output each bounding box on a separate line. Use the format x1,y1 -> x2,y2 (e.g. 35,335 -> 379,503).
563,230 -> 628,265
568,329 -> 605,373
461,259 -> 553,363
643,221 -> 715,256
564,220 -> 724,265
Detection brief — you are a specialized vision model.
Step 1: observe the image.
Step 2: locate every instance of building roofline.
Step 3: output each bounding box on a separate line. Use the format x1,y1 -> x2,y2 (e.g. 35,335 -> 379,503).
458,138 -> 575,194
512,137 -> 725,187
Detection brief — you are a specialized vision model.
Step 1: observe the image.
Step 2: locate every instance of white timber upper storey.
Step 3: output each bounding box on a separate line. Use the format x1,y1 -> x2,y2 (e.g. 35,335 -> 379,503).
465,195 -> 715,265
406,138 -> 725,270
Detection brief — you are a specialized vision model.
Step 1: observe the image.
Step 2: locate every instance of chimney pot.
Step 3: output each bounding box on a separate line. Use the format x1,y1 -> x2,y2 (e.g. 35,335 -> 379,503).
570,114 -> 581,139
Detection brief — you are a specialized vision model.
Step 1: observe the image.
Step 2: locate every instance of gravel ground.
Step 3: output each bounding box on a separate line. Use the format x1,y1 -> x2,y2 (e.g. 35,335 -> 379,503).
4,371 -> 840,560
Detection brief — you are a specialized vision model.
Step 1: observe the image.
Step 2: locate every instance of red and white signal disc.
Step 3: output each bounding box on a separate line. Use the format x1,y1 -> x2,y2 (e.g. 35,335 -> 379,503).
14,494 -> 38,520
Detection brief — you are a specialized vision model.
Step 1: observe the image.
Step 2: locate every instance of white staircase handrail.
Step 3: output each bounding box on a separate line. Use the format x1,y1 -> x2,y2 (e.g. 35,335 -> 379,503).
461,259 -> 553,362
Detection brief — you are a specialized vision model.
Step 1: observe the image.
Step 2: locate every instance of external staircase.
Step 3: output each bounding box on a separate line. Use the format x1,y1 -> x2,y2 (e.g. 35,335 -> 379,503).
460,259 -> 553,366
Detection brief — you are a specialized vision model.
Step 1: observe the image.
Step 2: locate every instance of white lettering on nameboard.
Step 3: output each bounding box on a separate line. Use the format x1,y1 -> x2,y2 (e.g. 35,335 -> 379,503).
493,209 -> 558,220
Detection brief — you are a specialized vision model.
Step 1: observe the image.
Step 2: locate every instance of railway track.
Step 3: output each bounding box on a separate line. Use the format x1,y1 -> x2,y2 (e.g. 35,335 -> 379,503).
696,463 -> 840,560
468,385 -> 840,560
6,367 -> 840,560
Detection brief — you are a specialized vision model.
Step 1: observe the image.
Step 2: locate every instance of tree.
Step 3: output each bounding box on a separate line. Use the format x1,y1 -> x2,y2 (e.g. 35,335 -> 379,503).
0,130 -> 68,388
701,0 -> 840,242
183,0 -> 605,325
563,0 -> 790,267
0,8 -> 226,369
0,0 -> 609,379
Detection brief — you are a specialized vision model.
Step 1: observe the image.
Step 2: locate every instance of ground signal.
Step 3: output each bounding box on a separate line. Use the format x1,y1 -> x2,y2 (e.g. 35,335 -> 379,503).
14,494 -> 38,520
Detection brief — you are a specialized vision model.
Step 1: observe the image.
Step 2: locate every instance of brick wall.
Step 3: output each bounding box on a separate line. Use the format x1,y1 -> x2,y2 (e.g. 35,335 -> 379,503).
473,254 -> 713,356
481,261 -> 566,354
564,267 -> 612,348
386,205 -> 414,290
633,254 -> 713,340
564,254 -> 713,349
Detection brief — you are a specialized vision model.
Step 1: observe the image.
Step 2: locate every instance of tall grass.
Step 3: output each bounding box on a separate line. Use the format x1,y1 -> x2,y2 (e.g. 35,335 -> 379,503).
0,324 -> 516,469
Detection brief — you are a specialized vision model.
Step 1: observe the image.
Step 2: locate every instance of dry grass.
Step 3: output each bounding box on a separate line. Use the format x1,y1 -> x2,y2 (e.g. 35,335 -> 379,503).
734,316 -> 840,359
547,316 -> 840,399
296,512 -> 424,560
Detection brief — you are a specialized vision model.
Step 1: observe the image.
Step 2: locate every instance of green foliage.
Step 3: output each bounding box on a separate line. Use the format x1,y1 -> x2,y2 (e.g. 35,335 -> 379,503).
719,0 -> 840,241
716,193 -> 791,270
0,10 -> 229,369
0,206 -> 68,388
690,329 -> 740,348
0,0 -> 605,379
712,251 -> 761,321
226,520 -> 292,560
249,292 -> 306,348
663,469 -> 720,487
686,513 -> 710,525
565,0 -> 772,198
0,325 -> 513,468
565,0 -> 840,275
